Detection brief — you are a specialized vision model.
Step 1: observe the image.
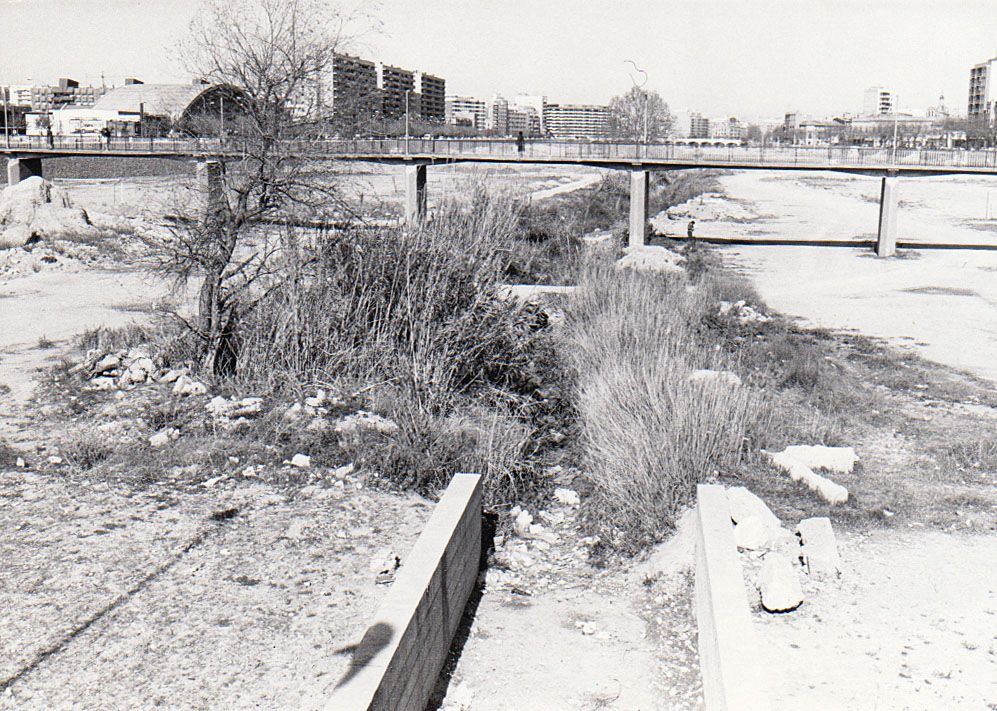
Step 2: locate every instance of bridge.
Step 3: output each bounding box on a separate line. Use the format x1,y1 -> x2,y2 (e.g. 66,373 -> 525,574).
6,136 -> 997,256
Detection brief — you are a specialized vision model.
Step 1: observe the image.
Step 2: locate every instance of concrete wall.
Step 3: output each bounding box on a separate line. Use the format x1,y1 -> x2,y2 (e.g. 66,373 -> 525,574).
695,484 -> 771,711
326,473 -> 483,710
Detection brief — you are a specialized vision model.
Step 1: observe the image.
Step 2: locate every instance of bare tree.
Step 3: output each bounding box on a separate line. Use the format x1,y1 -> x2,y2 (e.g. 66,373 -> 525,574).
608,86 -> 673,142
152,0 -> 361,374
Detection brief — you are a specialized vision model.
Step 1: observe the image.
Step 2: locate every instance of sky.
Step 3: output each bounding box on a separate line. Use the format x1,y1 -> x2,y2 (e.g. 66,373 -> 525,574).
2,0 -> 996,120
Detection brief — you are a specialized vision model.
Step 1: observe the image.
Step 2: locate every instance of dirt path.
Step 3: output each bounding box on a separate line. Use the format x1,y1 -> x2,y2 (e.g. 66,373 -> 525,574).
0,470 -> 432,709
753,529 -> 997,710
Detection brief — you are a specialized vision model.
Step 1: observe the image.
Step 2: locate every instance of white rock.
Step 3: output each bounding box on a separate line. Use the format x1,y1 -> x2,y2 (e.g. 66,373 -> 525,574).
796,517 -> 843,580
498,284 -> 577,304
334,411 -> 399,437
149,428 -> 180,448
290,453 -> 311,468
553,487 -> 580,506
331,463 -> 354,480
718,300 -> 771,324
46,455 -> 63,465
616,245 -> 686,274
15,457 -> 26,468
758,553 -> 804,612
159,368 -> 187,384
283,402 -> 304,420
726,486 -> 781,528
93,353 -> 121,374
305,389 -> 326,408
513,510 -> 534,538
690,369 -> 742,387
766,450 -> 849,505
172,375 -> 207,397
89,376 -> 118,391
734,516 -> 791,551
781,445 -> 859,474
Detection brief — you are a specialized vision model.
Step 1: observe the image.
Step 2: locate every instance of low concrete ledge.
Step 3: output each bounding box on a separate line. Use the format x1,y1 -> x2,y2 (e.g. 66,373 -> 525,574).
326,473 -> 483,711
695,484 -> 771,711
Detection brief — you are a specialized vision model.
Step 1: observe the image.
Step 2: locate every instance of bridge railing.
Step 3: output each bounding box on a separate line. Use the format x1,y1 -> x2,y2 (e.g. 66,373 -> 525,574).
4,135 -> 997,170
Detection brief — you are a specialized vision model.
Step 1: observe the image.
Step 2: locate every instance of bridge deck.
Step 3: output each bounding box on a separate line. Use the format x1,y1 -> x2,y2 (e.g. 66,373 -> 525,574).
4,138 -> 997,177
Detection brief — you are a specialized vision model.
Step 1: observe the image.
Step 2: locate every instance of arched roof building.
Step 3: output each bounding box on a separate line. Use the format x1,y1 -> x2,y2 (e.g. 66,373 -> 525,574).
92,83 -> 244,123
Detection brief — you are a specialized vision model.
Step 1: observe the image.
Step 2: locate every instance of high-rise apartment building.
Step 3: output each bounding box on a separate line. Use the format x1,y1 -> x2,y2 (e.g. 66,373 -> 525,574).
377,63 -> 415,119
445,95 -> 487,128
688,112 -> 710,138
863,87 -> 896,115
512,94 -> 548,133
330,54 -> 379,120
545,103 -> 611,139
486,95 -> 510,134
416,72 -> 445,122
969,56 -> 997,124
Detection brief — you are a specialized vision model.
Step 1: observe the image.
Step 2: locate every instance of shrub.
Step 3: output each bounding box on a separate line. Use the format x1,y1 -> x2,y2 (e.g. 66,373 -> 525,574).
564,261 -> 761,552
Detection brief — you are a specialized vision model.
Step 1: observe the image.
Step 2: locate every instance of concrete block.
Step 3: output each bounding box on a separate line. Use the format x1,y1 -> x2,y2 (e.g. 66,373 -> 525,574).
796,517 -> 842,580
628,170 -> 649,247
876,176 -> 898,257
695,484 -> 771,711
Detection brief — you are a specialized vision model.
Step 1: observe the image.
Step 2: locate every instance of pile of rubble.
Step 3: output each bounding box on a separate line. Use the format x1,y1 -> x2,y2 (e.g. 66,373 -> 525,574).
727,486 -> 842,614
73,348 -> 196,392
717,299 -> 771,325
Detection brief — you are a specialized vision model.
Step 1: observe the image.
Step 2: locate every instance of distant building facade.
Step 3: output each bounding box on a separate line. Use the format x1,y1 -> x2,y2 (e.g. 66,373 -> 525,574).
545,103 -> 610,139
377,63 -> 415,119
416,72 -> 446,122
863,86 -> 896,116
969,56 -> 997,125
688,112 -> 710,138
5,78 -> 108,111
445,95 -> 487,128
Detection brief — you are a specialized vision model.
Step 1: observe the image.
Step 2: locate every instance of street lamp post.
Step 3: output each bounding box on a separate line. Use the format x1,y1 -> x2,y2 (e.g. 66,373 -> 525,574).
625,60 -> 649,158
404,89 -> 410,153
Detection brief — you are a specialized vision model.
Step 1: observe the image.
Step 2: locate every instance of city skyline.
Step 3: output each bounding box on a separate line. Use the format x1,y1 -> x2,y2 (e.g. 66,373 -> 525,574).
1,0 -> 996,120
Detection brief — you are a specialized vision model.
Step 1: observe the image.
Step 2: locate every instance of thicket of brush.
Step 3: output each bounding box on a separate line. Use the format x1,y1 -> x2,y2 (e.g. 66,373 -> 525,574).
229,189 -> 573,506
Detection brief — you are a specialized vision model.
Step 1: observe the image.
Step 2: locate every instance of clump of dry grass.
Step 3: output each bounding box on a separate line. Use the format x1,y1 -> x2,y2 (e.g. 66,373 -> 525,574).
564,261 -> 762,551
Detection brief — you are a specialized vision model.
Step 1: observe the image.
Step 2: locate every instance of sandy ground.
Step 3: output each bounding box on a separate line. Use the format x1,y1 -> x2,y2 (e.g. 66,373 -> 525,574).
439,503 -> 703,711
0,470 -> 432,709
751,529 -> 997,710
659,170 -> 997,384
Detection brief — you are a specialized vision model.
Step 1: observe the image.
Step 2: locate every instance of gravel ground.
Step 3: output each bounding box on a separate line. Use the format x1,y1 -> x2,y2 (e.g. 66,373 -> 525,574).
0,470 -> 432,709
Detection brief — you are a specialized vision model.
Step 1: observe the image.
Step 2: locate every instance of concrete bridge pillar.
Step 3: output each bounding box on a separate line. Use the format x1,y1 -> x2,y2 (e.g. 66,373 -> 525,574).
405,163 -> 428,227
876,175 -> 898,257
6,156 -> 43,185
196,159 -> 225,228
629,169 -> 649,247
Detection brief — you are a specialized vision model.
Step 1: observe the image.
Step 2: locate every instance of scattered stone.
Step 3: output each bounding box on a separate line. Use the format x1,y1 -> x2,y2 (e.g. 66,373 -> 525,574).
333,410 -> 399,437
576,620 -> 598,635
796,517 -> 843,580
781,445 -> 859,474
616,245 -> 686,274
89,376 -> 118,391
149,428 -> 180,448
553,487 -> 580,507
15,457 -> 26,468
159,368 -> 187,384
206,396 -> 263,419
690,369 -> 742,387
758,553 -> 804,612
289,453 -> 311,469
766,450 -> 849,505
93,353 -> 121,375
304,389 -> 326,408
172,375 -> 207,397
726,486 -> 781,528
331,463 -> 354,480
46,455 -> 63,465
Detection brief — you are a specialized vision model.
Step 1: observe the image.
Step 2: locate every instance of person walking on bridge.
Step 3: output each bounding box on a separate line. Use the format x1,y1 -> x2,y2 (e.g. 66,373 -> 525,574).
687,219 -> 696,239
46,125 -> 54,149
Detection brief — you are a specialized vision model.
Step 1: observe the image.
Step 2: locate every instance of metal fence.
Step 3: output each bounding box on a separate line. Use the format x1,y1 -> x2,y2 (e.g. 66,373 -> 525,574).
4,135 -> 997,170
